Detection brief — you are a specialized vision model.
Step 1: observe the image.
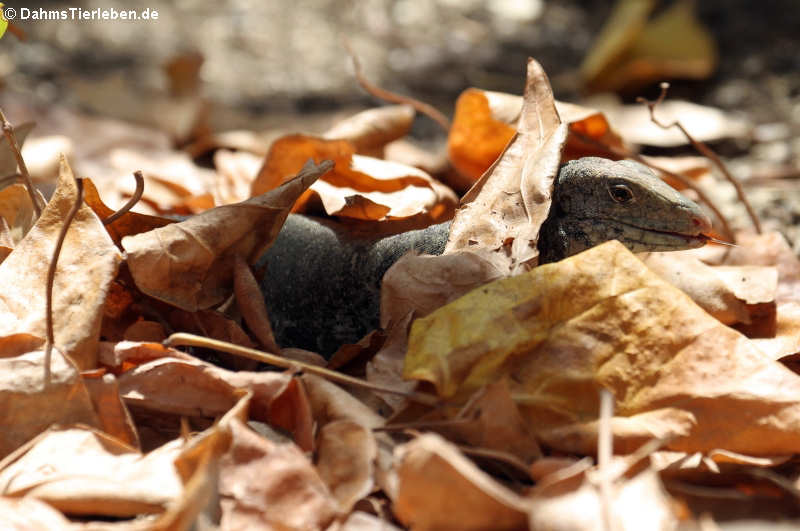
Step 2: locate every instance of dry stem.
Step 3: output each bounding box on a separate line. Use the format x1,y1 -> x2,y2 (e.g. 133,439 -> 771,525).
104,170 -> 145,225
639,82 -> 761,235
0,107 -> 42,219
343,38 -> 451,132
44,177 -> 84,383
164,332 -> 440,406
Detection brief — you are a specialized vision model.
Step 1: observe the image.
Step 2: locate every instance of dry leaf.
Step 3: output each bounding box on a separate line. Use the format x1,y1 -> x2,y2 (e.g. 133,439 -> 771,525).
405,240 -> 800,456
578,0 -> 655,89
0,496 -> 73,528
83,373 -> 140,450
643,252 -> 777,328
115,347 -> 314,451
592,98 -> 750,147
122,159 -> 332,311
447,88 -> 517,182
0,183 -> 44,245
0,427 -> 184,517
443,379 -> 542,463
581,0 -> 716,92
83,177 -> 174,246
302,375 -> 396,498
529,463 -> 678,531
0,347 -> 101,459
219,417 -> 341,530
323,104 -> 416,157
445,57 -> 569,274
155,428 -> 225,531
537,408 -> 696,456
0,216 -> 12,264
313,155 -> 457,222
760,303 -> 800,361
447,89 -> 626,183
393,433 -> 530,531
123,320 -> 167,342
213,148 -> 263,205
118,357 -> 241,417
0,156 -> 122,368
253,134 -> 456,224
366,312 -> 420,414
234,253 -> 280,352
316,419 -> 377,512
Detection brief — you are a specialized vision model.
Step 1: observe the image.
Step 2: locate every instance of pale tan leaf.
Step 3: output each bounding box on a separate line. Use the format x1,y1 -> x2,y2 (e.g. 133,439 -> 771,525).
310,155 -> 457,221
445,57 -> 568,274
323,105 -> 415,156
0,427 -> 183,517
118,357 -> 240,417
393,433 -> 530,531
0,216 -> 12,265
0,496 -> 73,529
116,349 -> 313,451
0,156 -> 122,368
219,418 -> 340,530
213,148 -> 262,205
529,464 -> 678,531
642,252 -> 775,326
84,373 -> 140,450
0,347 -> 100,459
538,408 -> 696,456
593,98 -> 750,147
316,420 -> 377,512
302,375 -> 396,497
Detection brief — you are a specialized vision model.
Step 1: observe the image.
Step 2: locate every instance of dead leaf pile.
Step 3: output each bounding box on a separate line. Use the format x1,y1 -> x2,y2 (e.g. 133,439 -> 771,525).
0,36 -> 798,530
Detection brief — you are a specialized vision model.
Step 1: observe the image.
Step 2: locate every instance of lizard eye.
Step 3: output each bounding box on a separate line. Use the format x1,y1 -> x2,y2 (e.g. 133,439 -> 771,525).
609,184 -> 634,204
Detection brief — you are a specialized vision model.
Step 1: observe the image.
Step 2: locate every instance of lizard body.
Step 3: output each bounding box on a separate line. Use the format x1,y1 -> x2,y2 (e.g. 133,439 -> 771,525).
258,157 -> 711,356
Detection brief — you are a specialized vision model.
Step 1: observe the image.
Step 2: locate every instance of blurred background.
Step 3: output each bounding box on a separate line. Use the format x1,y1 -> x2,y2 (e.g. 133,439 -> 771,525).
1,0 -> 798,129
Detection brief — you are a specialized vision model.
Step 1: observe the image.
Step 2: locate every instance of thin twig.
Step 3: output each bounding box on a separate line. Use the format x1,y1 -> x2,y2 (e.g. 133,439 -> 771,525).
597,388 -> 616,531
570,130 -> 734,241
342,38 -> 451,132
0,107 -> 42,219
44,177 -> 84,383
103,170 -> 144,225
638,82 -> 761,234
374,417 -> 475,432
164,332 -> 441,406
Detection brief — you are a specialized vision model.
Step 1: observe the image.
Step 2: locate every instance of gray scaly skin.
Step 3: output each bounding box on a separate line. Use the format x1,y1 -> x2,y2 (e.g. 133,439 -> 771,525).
258,157 -> 711,356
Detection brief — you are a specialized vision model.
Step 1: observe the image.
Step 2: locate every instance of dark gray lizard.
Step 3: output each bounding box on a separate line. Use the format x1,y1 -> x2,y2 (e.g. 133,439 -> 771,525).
257,157 -> 712,356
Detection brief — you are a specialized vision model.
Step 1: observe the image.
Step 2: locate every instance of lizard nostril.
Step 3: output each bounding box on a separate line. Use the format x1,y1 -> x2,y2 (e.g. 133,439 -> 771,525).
691,213 -> 713,234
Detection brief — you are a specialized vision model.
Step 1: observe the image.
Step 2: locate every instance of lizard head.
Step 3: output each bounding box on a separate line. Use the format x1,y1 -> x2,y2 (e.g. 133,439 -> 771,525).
540,157 -> 712,261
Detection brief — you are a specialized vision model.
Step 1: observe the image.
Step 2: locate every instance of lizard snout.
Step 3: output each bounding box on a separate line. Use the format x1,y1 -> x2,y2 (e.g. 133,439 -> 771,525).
689,211 -> 713,236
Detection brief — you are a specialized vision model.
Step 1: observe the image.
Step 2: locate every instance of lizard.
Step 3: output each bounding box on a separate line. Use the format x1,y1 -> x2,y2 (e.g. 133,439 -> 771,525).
257,157 -> 712,356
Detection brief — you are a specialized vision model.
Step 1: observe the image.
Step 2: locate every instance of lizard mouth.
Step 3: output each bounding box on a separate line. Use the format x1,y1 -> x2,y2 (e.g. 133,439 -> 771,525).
602,219 -> 711,250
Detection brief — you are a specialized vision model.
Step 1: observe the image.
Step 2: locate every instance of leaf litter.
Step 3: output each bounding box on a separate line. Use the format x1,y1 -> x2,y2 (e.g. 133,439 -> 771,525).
0,35 -> 799,531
